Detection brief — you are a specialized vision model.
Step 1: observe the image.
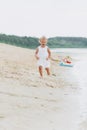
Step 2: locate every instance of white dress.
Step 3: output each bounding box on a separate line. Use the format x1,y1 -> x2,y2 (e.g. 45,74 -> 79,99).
37,46 -> 50,68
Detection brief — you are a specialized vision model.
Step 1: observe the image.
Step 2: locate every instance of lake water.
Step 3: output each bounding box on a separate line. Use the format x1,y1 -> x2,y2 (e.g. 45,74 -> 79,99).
51,48 -> 87,126
51,48 -> 87,83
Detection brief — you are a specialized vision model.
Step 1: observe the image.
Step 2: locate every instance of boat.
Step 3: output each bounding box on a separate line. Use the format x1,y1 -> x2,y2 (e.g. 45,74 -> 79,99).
59,62 -> 74,67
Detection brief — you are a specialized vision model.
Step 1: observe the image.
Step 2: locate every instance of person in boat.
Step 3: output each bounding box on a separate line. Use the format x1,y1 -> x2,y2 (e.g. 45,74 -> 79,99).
62,56 -> 72,64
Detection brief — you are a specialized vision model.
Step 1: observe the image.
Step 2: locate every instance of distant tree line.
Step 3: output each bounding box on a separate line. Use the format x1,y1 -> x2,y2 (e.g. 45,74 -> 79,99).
0,33 -> 87,48
0,34 -> 39,49
48,37 -> 87,48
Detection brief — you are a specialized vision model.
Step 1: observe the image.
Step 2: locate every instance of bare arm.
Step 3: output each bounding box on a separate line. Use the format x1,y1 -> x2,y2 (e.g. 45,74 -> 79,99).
35,48 -> 39,60
47,48 -> 51,60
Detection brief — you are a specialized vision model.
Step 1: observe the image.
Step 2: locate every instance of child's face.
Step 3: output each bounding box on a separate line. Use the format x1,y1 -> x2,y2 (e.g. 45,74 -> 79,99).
39,38 -> 47,46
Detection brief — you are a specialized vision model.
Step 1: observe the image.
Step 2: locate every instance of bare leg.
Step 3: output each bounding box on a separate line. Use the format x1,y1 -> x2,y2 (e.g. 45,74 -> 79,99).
39,66 -> 43,77
45,67 -> 50,75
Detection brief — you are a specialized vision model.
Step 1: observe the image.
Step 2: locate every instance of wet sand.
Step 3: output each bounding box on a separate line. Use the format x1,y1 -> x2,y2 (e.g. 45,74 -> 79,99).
0,43 -> 86,130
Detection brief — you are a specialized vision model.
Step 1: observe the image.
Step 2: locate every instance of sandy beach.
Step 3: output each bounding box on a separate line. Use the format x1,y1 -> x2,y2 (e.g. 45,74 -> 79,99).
0,43 -> 86,130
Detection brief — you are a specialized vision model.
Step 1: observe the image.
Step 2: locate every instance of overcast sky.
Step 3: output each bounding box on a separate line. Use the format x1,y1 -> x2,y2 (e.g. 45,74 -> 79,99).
0,0 -> 87,38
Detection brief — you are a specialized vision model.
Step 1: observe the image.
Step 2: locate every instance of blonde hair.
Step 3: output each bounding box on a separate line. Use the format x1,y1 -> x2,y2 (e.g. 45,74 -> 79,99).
39,36 -> 47,44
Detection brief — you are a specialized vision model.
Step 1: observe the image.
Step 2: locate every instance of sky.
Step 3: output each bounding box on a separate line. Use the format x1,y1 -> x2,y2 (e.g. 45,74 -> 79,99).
0,0 -> 87,38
